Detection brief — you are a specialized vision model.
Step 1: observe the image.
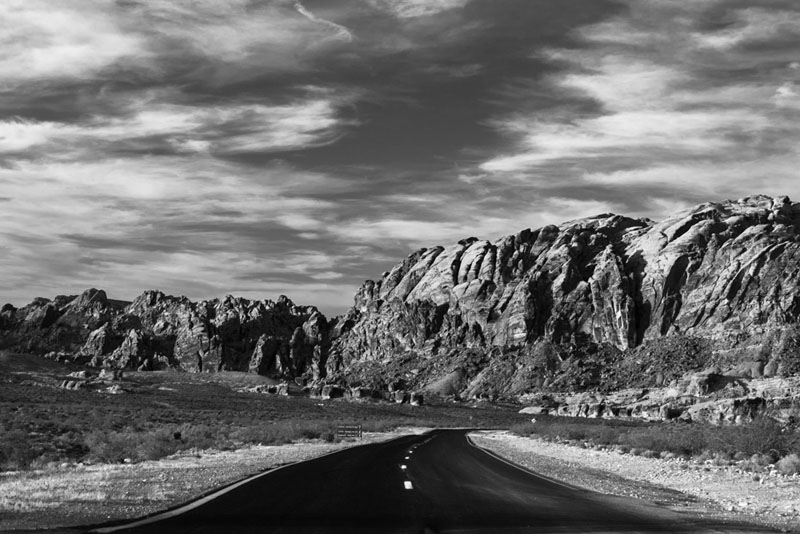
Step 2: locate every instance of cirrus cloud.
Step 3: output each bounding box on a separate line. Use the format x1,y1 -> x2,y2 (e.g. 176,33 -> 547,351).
478,0 -> 800,217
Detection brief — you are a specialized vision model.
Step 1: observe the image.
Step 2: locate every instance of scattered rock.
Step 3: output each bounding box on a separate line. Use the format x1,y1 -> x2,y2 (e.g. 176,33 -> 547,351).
99,368 -> 124,381
321,385 -> 344,399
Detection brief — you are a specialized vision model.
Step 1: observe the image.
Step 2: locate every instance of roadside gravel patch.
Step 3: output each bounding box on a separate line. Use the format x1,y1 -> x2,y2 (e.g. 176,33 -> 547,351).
0,428 -> 429,532
471,431 -> 800,533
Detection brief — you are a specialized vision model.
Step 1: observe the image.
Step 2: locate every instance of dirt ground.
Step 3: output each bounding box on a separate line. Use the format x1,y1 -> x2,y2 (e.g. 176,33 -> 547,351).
0,428 -> 428,532
471,430 -> 800,533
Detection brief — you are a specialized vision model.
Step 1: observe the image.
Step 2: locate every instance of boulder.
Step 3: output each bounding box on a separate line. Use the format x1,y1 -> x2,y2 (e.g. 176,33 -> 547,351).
98,368 -> 123,381
350,387 -> 377,400
321,385 -> 344,399
519,406 -> 550,415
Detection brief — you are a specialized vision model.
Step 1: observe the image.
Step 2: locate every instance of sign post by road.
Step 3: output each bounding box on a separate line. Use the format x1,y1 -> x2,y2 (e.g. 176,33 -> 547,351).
337,424 -> 362,440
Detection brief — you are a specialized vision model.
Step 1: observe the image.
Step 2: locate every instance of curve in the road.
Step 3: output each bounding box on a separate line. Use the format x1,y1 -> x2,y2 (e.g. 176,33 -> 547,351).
89,429 -> 772,534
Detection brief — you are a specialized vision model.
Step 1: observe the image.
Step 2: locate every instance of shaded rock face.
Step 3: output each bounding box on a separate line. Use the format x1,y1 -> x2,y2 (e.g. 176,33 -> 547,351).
0,289 -> 330,379
331,196 -> 800,397
0,289 -> 123,357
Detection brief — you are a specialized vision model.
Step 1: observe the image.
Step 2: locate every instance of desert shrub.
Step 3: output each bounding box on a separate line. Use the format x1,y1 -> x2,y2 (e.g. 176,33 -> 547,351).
0,429 -> 42,470
84,430 -> 136,463
707,417 -> 794,459
777,453 -> 800,475
509,422 -> 537,437
229,420 -> 335,446
135,429 -> 181,461
618,424 -> 707,457
177,424 -> 218,450
584,425 -> 623,446
741,453 -> 773,472
84,428 -> 184,463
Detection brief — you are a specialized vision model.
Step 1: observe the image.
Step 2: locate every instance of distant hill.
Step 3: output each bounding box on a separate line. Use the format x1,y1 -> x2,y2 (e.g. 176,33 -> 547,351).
0,289 -> 329,380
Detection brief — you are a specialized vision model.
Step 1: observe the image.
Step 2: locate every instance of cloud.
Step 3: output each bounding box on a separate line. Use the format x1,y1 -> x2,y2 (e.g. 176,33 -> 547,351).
367,0 -> 471,19
478,0 -> 800,214
0,0 -> 143,87
0,0 -> 357,91
294,2 -> 353,42
694,7 -> 800,52
0,88 -> 357,159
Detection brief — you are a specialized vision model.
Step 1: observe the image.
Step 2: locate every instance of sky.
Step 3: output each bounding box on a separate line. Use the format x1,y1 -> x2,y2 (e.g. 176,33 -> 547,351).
2,0 -> 800,315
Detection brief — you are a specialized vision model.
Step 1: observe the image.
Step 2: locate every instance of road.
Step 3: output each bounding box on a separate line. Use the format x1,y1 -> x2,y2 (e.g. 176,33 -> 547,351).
91,429 -> 768,534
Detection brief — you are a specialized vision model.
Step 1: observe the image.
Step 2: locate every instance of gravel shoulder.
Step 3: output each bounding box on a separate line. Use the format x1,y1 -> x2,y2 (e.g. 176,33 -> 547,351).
471,430 -> 800,533
0,428 -> 430,532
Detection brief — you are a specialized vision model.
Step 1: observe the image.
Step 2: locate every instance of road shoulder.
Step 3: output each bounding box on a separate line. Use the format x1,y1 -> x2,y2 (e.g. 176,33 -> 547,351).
470,430 -> 800,533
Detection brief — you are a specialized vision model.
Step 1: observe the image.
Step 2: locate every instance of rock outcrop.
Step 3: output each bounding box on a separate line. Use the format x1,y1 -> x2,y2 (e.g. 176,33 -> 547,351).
329,195 -> 800,400
0,289 -> 330,379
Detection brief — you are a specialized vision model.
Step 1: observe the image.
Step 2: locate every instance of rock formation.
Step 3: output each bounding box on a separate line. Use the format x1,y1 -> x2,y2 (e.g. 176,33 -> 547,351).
328,195 -> 800,401
0,289 -> 329,379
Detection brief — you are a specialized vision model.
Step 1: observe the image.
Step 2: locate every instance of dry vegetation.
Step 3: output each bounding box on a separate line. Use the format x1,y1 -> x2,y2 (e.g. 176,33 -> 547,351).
511,415 -> 800,474
0,352 -> 528,472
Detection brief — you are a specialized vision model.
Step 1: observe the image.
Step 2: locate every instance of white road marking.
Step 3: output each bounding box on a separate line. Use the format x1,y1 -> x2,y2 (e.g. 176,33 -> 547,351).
404,481 -> 414,490
400,464 -> 407,470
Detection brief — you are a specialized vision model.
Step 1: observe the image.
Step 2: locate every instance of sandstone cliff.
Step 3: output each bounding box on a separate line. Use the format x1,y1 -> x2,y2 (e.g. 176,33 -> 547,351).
328,195 -> 800,399
0,289 -> 329,379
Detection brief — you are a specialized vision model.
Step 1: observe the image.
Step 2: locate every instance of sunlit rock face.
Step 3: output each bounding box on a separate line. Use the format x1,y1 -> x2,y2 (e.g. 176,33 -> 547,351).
330,195 -> 800,393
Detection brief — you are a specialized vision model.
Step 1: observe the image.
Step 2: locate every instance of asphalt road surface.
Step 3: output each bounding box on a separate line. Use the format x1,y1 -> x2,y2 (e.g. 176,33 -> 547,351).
90,429 -> 769,534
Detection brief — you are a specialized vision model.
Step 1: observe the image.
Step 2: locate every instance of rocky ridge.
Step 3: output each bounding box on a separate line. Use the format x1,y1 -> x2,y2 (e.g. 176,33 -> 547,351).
0,290 -> 329,380
325,195 -> 800,417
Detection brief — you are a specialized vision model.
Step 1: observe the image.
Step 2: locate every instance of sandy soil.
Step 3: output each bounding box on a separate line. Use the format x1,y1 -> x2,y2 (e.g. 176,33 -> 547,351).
471,430 -> 800,533
0,428 -> 430,532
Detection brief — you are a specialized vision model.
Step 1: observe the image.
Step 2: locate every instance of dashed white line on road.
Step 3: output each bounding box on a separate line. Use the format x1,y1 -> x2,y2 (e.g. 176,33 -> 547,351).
404,481 -> 414,490
400,464 -> 407,470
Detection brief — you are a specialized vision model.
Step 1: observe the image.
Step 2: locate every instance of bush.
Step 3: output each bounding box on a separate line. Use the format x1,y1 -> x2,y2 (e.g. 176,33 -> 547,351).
135,429 -> 181,461
741,453 -> 773,472
709,417 -> 798,459
177,424 -> 218,450
84,430 -> 136,463
777,453 -> 800,475
0,430 -> 42,470
509,422 -> 537,437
